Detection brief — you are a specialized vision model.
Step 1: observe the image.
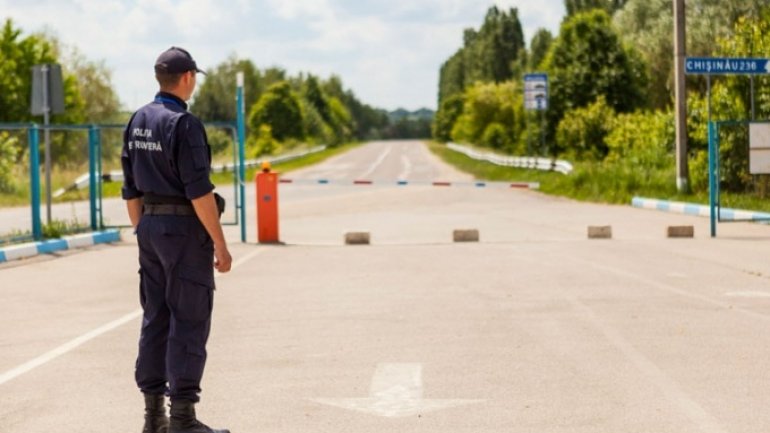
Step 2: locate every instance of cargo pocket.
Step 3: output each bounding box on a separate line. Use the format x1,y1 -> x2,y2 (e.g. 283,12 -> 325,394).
172,264 -> 214,322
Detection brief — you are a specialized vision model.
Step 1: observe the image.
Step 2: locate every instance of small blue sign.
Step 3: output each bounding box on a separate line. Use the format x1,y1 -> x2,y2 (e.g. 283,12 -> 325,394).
686,57 -> 770,75
524,73 -> 548,111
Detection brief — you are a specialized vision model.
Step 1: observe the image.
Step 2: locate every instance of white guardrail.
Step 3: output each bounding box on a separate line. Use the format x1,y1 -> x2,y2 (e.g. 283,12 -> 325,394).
447,142 -> 573,175
53,145 -> 327,197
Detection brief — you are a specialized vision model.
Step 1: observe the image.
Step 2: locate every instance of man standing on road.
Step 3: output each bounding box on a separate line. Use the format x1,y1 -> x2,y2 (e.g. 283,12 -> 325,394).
121,46 -> 232,433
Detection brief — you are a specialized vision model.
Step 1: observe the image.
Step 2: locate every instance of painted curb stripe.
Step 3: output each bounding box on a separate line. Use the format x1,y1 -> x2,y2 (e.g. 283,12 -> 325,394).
632,197 -> 770,221
92,230 -> 121,244
36,239 -> 68,254
4,244 -> 38,261
0,230 -> 121,264
67,234 -> 96,249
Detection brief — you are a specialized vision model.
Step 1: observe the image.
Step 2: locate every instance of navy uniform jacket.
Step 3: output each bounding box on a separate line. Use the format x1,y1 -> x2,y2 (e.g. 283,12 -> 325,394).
121,92 -> 214,202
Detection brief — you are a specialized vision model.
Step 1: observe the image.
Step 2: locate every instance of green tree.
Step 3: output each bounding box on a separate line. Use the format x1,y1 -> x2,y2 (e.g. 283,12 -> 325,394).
438,50 -> 465,105
529,29 -> 553,71
614,0 -> 766,110
346,95 -> 390,140
62,47 -> 120,123
191,55 -> 261,122
302,75 -> 332,126
543,10 -> 647,147
437,6 -> 524,105
433,94 -> 464,142
565,0 -> 627,15
450,81 -> 524,153
0,21 -> 84,125
0,132 -> 18,192
463,7 -> 525,85
248,81 -> 304,142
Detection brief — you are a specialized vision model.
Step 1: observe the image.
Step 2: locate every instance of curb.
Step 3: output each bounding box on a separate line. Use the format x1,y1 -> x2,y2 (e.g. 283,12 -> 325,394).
0,229 -> 122,264
631,197 -> 770,221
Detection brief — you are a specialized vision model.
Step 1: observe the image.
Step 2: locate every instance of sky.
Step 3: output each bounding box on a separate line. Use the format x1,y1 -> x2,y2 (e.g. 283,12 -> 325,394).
0,0 -> 566,112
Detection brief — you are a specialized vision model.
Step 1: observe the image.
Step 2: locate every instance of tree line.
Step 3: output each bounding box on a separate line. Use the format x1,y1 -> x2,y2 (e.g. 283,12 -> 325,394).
434,0 -> 770,197
0,18 -> 433,194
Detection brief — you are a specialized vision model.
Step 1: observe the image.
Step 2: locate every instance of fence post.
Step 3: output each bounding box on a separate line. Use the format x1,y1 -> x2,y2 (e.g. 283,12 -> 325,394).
708,121 -> 717,238
28,125 -> 42,240
236,72 -> 247,243
88,126 -> 98,230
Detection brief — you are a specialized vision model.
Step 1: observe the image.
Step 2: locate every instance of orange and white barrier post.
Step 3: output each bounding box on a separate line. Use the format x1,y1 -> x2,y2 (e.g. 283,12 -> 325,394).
256,161 -> 280,243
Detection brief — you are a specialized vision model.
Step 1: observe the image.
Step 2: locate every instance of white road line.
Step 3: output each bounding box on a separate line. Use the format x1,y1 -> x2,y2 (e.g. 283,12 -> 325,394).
0,309 -> 142,386
358,146 -> 391,179
398,155 -> 412,181
0,247 -> 265,386
725,291 -> 770,298
568,297 -> 728,433
583,260 -> 770,323
215,248 -> 265,279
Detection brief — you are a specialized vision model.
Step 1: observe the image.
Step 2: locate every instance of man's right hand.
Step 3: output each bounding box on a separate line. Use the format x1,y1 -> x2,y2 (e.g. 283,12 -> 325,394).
214,243 -> 232,273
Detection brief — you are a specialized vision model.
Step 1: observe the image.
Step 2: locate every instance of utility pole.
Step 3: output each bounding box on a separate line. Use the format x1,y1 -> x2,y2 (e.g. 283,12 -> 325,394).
674,0 -> 689,192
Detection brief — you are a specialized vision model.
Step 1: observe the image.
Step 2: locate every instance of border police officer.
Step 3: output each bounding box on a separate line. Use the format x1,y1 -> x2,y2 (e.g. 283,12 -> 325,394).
122,46 -> 232,433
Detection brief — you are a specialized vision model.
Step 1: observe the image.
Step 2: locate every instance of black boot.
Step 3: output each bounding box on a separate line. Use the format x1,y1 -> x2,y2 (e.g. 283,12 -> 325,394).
142,393 -> 169,433
169,400 -> 230,433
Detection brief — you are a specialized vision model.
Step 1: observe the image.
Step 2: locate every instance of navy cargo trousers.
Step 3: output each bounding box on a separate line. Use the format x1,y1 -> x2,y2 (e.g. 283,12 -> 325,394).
134,213 -> 215,402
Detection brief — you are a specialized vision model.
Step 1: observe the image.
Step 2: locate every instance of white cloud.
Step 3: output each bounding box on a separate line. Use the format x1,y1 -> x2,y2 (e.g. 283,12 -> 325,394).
0,0 -> 566,111
265,0 -> 335,20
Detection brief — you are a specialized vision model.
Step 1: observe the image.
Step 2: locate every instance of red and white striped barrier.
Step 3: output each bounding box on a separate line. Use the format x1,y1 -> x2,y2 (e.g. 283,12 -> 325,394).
277,178 -> 540,189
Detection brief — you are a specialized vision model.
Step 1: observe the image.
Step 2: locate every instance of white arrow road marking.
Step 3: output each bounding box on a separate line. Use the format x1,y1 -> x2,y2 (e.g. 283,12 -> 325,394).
313,363 -> 483,417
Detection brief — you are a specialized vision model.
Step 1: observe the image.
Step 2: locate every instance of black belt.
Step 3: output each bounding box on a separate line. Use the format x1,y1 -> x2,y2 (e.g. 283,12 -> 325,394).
143,204 -> 196,216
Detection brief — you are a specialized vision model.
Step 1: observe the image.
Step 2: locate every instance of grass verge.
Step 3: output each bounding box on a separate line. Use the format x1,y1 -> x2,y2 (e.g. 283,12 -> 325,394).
428,142 -> 770,213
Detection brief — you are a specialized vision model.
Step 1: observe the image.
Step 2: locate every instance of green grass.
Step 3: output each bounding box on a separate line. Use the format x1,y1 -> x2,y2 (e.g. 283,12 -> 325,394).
428,142 -> 770,213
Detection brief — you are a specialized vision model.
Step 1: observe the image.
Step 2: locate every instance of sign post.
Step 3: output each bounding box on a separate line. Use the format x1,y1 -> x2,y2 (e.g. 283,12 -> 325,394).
524,74 -> 548,156
686,57 -> 770,237
236,72 -> 247,243
31,64 -> 65,226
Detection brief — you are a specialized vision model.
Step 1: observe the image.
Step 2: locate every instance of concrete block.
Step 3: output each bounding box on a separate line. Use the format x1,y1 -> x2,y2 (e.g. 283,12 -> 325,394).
587,226 -> 612,239
453,229 -> 480,242
344,232 -> 370,245
667,225 -> 694,238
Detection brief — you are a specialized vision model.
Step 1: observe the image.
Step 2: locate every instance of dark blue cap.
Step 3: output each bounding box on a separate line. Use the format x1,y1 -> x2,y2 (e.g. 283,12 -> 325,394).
154,46 -> 206,75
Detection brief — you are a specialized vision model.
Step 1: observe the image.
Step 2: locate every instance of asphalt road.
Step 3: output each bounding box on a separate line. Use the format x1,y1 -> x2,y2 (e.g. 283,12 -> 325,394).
2,140 -> 770,432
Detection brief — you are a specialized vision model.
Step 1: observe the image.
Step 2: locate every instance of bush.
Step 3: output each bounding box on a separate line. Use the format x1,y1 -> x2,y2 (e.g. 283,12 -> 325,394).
248,81 -> 304,142
0,132 -> 19,193
481,122 -> 510,150
249,124 -> 279,157
206,127 -> 234,156
450,81 -> 524,152
433,94 -> 464,142
555,96 -> 615,160
605,109 -> 675,170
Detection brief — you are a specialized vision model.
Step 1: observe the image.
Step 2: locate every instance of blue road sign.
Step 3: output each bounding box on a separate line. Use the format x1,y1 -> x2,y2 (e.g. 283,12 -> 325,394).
524,73 -> 548,111
686,57 -> 770,75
